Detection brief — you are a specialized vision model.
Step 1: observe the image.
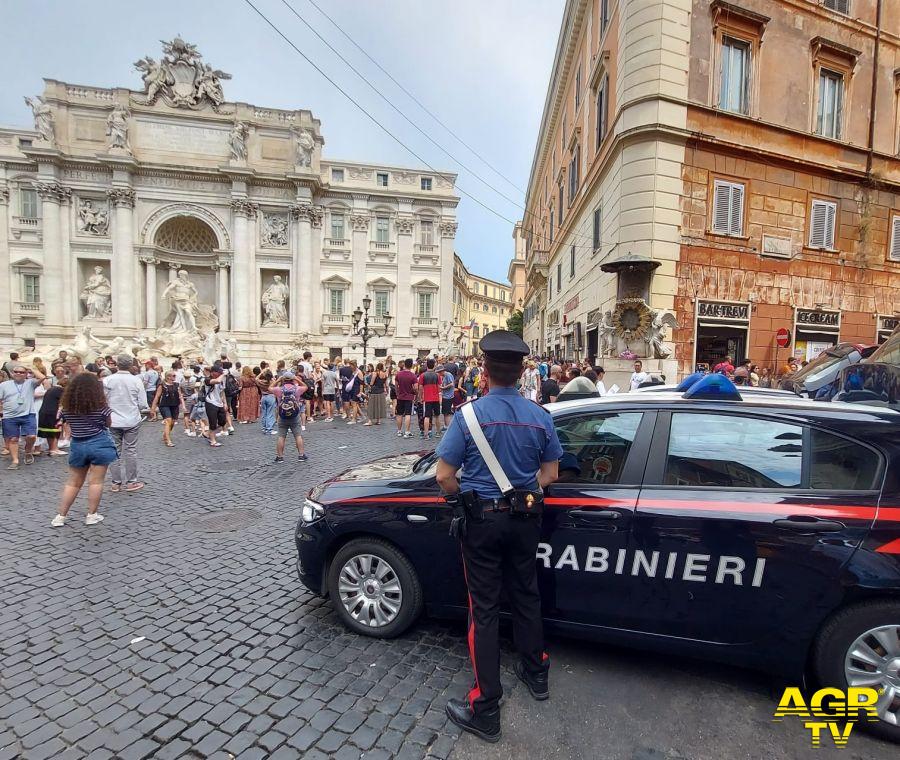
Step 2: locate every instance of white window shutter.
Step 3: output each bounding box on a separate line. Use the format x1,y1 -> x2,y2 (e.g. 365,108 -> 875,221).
891,217 -> 900,261
824,203 -> 837,249
712,181 -> 731,234
810,201 -> 827,248
729,183 -> 744,235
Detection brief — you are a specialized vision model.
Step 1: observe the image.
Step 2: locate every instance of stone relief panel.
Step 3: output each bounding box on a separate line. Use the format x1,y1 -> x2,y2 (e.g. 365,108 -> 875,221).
348,167 -> 371,181
76,198 -> 110,236
261,212 -> 289,248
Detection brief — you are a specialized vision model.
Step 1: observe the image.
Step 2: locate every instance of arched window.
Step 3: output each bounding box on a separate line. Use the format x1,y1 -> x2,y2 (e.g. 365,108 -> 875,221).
154,216 -> 218,252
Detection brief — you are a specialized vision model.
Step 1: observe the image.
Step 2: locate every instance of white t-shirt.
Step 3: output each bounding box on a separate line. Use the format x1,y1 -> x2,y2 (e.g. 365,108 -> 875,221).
596,380 -> 607,396
300,361 -> 314,377
629,371 -> 649,391
206,379 -> 225,407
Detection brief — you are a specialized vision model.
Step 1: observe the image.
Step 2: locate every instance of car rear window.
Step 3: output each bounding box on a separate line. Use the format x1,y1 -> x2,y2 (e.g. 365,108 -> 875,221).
809,429 -> 880,490
554,412 -> 643,484
665,414 -> 802,488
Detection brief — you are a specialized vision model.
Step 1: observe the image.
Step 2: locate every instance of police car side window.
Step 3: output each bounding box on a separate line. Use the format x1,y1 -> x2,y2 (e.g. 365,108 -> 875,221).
554,412 -> 642,485
665,414 -> 802,489
809,429 -> 880,490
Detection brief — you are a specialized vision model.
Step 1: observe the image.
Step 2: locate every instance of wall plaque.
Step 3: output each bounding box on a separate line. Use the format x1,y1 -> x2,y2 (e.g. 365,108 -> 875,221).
796,309 -> 839,328
698,301 -> 749,321
135,118 -> 229,156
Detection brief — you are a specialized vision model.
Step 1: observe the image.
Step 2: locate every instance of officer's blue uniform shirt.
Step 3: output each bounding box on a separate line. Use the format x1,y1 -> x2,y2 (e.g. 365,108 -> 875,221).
436,387 -> 564,498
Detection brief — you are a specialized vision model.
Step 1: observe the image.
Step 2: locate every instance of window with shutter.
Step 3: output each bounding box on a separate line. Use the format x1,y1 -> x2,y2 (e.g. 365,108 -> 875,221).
889,216 -> 900,261
823,0 -> 849,13
711,180 -> 744,236
809,200 -> 837,249
592,207 -> 601,252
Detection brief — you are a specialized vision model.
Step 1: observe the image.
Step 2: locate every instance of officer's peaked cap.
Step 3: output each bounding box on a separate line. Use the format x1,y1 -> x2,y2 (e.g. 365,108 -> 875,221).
480,330 -> 529,363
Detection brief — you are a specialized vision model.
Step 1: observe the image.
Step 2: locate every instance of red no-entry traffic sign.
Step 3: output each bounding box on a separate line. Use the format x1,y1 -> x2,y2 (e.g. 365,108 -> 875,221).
775,328 -> 791,348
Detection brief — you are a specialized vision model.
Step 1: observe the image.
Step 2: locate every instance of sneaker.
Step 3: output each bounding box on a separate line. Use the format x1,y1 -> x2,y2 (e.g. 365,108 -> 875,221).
397,430 -> 403,437
427,432 -> 433,439
325,417 -> 334,422
85,513 -> 104,526
347,421 -> 356,425
186,431 -> 196,437
218,431 -> 229,437
270,430 -> 278,435
228,426 -> 235,433
298,454 -> 308,461
274,456 -> 284,463
419,431 -> 425,439
51,514 -> 66,527
403,432 -> 412,439
125,482 -> 145,492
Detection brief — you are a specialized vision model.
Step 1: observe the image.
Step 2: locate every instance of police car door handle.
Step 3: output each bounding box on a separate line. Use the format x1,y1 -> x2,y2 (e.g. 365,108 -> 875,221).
569,509 -> 620,520
773,517 -> 845,532
406,514 -> 429,523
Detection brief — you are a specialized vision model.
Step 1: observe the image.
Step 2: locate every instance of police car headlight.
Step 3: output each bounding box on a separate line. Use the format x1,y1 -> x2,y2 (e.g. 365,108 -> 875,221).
301,498 -> 325,524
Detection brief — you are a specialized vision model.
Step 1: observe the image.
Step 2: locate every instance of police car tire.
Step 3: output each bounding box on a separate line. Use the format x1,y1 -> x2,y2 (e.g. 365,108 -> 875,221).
811,599 -> 900,744
327,538 -> 424,639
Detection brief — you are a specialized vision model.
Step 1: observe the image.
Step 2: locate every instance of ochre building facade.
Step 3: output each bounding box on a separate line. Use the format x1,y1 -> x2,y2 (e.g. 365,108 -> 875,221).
521,0 -> 900,379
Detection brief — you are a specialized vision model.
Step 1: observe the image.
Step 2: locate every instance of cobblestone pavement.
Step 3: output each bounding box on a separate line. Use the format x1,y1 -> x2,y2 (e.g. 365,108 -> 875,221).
3,416 -> 893,759
0,417 -> 484,760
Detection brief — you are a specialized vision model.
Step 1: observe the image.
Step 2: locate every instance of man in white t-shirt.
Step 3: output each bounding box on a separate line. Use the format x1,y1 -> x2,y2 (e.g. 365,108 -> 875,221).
104,355 -> 150,491
629,360 -> 649,391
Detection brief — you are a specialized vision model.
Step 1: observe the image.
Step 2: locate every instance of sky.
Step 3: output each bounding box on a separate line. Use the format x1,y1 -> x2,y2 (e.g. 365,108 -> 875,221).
0,0 -> 562,284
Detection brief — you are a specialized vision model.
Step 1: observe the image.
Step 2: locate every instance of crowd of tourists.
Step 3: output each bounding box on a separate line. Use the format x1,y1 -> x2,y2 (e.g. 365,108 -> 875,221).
1,345 -> 806,529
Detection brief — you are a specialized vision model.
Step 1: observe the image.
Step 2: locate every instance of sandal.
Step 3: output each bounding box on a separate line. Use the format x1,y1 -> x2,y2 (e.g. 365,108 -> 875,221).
165,442 -> 175,447
24,454 -> 35,465
110,484 -> 121,492
209,442 -> 222,447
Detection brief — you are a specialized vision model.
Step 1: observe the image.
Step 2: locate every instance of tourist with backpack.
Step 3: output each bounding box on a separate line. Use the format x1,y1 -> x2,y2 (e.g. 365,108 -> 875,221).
271,372 -> 308,463
417,358 -> 442,439
221,361 -> 239,433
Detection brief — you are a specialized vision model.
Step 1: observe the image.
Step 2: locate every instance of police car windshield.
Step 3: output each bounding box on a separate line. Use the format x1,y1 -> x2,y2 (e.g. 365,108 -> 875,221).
412,452 -> 438,474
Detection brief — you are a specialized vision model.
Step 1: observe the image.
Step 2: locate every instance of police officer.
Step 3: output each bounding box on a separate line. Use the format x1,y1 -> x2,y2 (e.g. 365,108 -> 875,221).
435,330 -> 563,743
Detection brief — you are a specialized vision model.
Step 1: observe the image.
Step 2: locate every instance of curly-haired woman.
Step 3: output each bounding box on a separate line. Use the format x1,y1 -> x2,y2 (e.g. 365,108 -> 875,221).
51,372 -> 117,527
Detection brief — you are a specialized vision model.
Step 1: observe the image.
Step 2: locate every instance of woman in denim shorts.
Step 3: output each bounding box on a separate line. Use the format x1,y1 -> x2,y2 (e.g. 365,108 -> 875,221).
51,373 -> 118,527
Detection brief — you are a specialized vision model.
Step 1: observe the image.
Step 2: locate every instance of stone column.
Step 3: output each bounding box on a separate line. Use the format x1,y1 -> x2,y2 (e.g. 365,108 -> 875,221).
36,181 -> 70,327
290,204 -> 306,331
0,187 -> 10,327
168,262 -> 179,282
141,256 -> 158,329
298,208 -> 313,333
108,188 -> 136,328
216,262 -> 230,331
308,205 -> 323,333
230,200 -> 256,332
439,221 -> 457,324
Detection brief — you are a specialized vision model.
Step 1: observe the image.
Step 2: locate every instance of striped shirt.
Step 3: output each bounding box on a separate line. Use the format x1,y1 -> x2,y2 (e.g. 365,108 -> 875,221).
60,407 -> 111,439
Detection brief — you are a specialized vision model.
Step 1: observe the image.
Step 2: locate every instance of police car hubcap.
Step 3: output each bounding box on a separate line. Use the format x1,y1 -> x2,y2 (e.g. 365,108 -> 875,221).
844,624 -> 900,726
338,553 -> 402,627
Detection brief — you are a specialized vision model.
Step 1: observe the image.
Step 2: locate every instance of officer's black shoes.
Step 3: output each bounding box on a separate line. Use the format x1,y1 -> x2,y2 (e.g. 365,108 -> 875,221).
515,661 -> 550,701
446,698 -> 501,743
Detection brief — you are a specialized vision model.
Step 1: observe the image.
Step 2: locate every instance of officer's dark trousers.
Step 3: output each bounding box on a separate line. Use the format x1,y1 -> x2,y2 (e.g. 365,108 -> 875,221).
460,510 -> 548,715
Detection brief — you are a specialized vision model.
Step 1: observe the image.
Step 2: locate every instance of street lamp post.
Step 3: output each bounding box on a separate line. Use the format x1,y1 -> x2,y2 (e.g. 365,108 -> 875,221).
352,295 -> 391,366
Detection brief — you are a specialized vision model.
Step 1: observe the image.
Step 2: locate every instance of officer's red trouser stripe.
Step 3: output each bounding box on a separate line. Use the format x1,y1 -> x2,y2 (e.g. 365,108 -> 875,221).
460,550 -> 482,707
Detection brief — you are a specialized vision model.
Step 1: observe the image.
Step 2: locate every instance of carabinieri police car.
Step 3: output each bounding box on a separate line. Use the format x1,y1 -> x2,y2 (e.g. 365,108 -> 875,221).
295,374 -> 900,742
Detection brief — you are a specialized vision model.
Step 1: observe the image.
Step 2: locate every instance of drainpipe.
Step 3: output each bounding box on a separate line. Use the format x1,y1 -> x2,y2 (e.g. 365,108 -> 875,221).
865,0 -> 883,178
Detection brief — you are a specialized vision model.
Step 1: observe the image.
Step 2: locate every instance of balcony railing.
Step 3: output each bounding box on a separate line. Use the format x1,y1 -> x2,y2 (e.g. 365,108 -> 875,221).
324,237 -> 349,248
13,216 -> 40,228
412,316 -> 437,328
322,313 -> 350,325
371,240 -> 395,250
415,243 -> 437,252
12,301 -> 43,322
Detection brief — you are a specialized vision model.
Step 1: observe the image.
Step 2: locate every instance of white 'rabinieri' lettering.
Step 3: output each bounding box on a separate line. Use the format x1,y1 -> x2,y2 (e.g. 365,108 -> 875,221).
534,544 -> 766,587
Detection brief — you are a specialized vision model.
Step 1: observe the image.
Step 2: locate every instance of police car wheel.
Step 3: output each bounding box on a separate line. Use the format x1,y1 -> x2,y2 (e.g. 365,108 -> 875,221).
812,600 -> 900,743
327,538 -> 423,638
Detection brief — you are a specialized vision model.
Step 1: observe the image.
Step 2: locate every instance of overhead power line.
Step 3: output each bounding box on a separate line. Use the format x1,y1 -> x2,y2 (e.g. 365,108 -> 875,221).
304,0 -> 525,198
243,0 -> 607,258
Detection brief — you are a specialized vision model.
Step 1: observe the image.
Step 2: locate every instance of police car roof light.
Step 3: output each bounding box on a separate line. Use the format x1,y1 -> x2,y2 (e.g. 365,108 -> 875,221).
682,373 -> 743,401
675,371 -> 707,392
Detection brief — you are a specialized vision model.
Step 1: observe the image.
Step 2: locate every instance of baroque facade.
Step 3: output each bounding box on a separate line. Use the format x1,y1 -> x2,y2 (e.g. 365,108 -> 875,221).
0,38 -> 459,361
452,254 -> 512,355
521,0 -> 900,380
